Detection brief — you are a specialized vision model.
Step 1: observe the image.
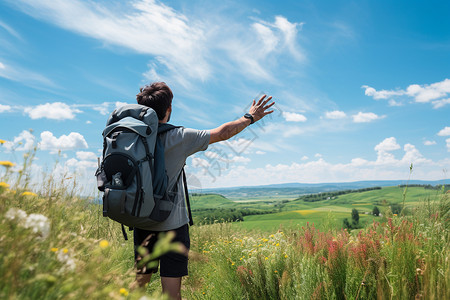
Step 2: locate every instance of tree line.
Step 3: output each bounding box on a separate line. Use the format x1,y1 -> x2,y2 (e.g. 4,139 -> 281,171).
297,187 -> 382,202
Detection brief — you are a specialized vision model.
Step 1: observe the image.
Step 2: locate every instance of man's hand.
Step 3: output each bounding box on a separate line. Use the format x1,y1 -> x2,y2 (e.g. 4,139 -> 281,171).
209,95 -> 276,144
248,95 -> 275,123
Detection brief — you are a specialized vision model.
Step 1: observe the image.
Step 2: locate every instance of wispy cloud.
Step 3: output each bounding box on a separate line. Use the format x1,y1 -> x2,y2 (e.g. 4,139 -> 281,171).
0,20 -> 23,40
362,78 -> 450,109
0,59 -> 57,89
8,1 -> 305,87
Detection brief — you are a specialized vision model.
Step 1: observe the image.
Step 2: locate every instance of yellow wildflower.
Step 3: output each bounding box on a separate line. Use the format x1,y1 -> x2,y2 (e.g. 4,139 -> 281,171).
393,214 -> 398,216
99,240 -> 109,249
0,182 -> 10,188
21,191 -> 38,197
270,234 -> 274,238
0,161 -> 15,168
274,270 -> 278,273
51,248 -> 58,252
63,248 -> 69,254
284,254 -> 288,258
231,262 -> 235,266
276,243 -> 280,247
119,288 -> 129,296
265,257 -> 268,260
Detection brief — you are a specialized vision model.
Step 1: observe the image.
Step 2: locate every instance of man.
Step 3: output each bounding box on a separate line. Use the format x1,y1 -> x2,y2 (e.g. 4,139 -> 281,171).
131,82 -> 274,299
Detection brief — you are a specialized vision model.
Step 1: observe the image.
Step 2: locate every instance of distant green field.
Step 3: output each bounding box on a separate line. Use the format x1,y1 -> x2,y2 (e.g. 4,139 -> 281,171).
191,186 -> 440,232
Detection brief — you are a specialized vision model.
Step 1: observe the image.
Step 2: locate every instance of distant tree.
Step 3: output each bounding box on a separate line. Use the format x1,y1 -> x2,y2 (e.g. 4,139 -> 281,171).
343,218 -> 351,229
373,206 -> 380,216
351,208 -> 360,225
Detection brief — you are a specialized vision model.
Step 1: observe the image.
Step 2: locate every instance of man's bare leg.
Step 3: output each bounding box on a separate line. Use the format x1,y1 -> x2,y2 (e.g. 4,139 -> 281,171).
161,277 -> 182,300
130,273 -> 152,290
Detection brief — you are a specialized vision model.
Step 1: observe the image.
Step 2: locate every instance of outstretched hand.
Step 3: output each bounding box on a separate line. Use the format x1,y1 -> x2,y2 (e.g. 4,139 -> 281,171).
248,95 -> 275,123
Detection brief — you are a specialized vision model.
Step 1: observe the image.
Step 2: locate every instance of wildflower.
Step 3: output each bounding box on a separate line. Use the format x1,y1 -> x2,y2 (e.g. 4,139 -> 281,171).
231,262 -> 235,266
21,191 -> 38,197
5,208 -> 28,222
0,161 -> 15,167
0,182 -> 10,188
56,249 -> 76,272
51,248 -> 59,252
270,234 -> 274,238
284,254 -> 288,258
119,288 -> 129,296
393,214 -> 398,216
63,248 -> 69,254
276,243 -> 280,247
274,270 -> 278,273
265,257 -> 268,260
24,213 -> 51,239
99,239 -> 109,249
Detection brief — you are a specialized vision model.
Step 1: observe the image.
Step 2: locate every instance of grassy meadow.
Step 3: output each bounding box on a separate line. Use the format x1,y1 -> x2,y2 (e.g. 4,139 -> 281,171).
1,155 -> 449,299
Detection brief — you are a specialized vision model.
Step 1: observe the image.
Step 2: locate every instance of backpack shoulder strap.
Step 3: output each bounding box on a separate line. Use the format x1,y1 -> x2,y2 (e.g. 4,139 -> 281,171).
158,123 -> 181,135
182,168 -> 194,226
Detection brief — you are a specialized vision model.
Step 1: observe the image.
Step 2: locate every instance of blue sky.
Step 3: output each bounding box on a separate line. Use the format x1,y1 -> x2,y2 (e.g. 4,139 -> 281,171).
0,0 -> 449,193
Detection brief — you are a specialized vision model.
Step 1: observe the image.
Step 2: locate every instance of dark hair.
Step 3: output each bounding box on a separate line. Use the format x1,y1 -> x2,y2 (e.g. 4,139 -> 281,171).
136,82 -> 173,120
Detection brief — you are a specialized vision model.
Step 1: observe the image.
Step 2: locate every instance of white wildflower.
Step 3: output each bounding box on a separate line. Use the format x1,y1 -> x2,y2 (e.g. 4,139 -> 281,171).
56,250 -> 76,272
23,213 -> 50,239
5,208 -> 27,222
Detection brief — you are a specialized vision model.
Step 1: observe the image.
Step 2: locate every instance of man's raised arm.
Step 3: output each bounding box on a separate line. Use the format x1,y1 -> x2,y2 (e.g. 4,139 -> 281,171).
209,95 -> 275,144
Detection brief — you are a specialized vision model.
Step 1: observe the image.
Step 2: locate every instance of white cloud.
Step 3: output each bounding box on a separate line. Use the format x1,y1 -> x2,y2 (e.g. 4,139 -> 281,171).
255,151 -> 266,155
3,130 -> 36,151
325,110 -> 346,119
86,120 -> 92,124
230,156 -> 251,163
437,126 -> 450,136
40,131 -> 88,153
76,151 -> 97,161
191,138 -> 444,188
92,102 -> 110,116
115,101 -> 129,109
352,112 -> 385,123
25,102 -> 82,120
301,155 -> 308,160
282,111 -> 307,122
446,138 -> 450,152
0,104 -> 12,113
432,98 -> 450,109
314,153 -> 322,158
363,79 -> 450,108
424,140 -> 436,146
375,137 -> 401,152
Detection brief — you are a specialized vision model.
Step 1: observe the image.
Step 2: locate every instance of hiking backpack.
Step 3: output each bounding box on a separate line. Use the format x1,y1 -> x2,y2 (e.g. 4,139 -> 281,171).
95,104 -> 193,236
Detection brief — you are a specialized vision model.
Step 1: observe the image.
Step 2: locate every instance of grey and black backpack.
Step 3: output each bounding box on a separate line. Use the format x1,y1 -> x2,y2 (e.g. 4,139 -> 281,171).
95,104 -> 193,238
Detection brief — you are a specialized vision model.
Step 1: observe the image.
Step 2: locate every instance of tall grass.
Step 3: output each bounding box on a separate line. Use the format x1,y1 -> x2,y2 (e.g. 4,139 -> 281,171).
186,191 -> 449,299
0,154 -> 163,299
1,150 -> 448,299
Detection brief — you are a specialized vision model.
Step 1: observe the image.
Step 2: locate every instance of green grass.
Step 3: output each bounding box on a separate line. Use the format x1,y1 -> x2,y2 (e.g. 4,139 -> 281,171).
191,186 -> 437,232
1,152 -> 448,299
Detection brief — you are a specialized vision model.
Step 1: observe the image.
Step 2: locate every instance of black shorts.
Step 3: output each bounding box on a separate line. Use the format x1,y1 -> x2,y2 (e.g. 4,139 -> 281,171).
133,224 -> 190,277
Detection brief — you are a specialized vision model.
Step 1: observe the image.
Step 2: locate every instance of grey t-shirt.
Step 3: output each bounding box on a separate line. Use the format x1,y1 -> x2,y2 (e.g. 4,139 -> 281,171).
148,127 -> 210,231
